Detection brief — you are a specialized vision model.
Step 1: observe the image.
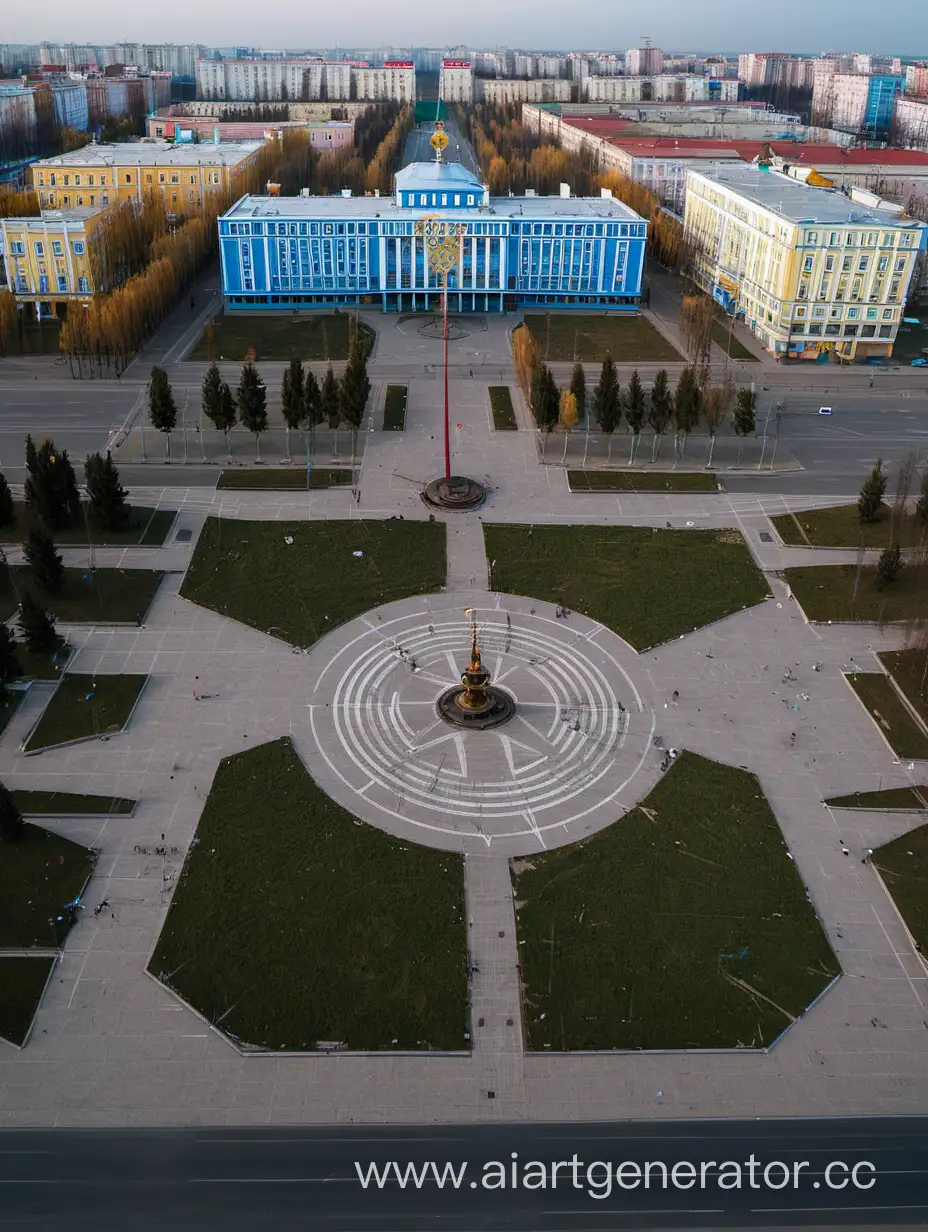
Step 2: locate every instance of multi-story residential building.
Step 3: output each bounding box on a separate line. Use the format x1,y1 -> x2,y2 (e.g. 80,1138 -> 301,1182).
218,159 -> 647,314
582,75 -> 739,104
512,54 -> 535,78
473,52 -> 505,78
534,56 -> 567,79
39,81 -> 89,132
85,73 -> 171,125
738,53 -> 813,91
439,60 -> 473,103
1,205 -> 103,319
893,97 -> 928,149
813,72 -> 904,138
30,141 -> 264,213
476,78 -> 570,105
905,66 -> 928,100
196,58 -> 351,102
0,84 -> 38,156
627,46 -> 664,77
194,57 -> 411,102
38,42 -> 207,79
146,114 -> 353,150
351,62 -> 416,104
684,164 -> 927,361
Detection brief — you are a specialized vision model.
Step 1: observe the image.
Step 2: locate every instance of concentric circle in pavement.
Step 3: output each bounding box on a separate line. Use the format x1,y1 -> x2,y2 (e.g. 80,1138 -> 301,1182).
300,594 -> 655,855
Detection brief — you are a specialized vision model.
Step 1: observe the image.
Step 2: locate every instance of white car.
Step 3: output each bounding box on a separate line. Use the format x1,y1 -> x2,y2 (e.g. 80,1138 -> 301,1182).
818,406 -> 833,416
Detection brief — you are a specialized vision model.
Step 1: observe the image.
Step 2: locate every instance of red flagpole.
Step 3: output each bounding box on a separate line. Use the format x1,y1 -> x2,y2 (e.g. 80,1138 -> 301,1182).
443,270 -> 451,482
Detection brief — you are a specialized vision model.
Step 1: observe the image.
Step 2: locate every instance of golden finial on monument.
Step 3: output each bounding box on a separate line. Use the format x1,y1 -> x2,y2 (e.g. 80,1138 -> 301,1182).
437,608 -> 515,730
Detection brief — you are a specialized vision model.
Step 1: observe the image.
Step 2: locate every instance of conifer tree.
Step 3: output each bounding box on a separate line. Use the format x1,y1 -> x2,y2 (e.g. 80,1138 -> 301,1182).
201,361 -> 223,433
569,361 -> 586,422
24,525 -> 64,595
733,388 -> 757,466
321,366 -> 341,428
0,624 -> 21,698
148,365 -> 178,461
237,362 -> 268,462
647,369 -> 672,463
0,471 -> 14,528
24,434 -> 38,478
18,591 -> 59,654
593,354 -> 622,458
280,358 -> 306,462
23,439 -> 81,531
858,458 -> 887,523
624,369 -> 646,464
303,369 -> 323,428
84,451 -> 129,532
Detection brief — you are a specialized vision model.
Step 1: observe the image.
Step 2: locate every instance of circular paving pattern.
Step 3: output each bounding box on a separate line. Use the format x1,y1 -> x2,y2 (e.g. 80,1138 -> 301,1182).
303,595 -> 656,854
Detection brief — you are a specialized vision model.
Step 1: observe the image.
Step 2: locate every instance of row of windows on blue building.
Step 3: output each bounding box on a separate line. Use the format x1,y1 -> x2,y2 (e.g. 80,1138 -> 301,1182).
217,161 -> 648,314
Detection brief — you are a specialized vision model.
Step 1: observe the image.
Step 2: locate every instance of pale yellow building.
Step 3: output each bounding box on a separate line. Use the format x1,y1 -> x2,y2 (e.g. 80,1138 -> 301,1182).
683,165 -> 928,361
1,207 -> 103,320
29,140 -> 265,214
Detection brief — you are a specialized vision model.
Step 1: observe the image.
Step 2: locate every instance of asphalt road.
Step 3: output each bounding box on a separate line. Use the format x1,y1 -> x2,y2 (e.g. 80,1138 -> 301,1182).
2,370 -> 928,498
1,1118 -> 926,1231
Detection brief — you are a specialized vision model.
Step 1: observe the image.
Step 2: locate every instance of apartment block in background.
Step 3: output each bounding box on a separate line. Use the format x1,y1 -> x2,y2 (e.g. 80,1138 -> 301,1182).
684,164 -> 927,361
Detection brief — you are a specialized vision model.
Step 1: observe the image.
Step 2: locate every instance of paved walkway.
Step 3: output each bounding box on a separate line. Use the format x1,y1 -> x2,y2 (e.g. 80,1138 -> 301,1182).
3,361 -> 928,1127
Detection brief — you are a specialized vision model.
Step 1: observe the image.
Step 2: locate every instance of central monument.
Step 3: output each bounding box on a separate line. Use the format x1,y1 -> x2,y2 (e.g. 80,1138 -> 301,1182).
437,609 -> 515,730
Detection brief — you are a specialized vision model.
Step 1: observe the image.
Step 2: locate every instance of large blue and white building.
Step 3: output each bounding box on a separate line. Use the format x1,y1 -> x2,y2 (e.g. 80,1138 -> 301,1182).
218,161 -> 647,314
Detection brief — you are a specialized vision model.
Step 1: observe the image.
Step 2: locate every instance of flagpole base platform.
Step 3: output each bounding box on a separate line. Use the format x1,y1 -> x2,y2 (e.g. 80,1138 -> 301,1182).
421,475 -> 487,511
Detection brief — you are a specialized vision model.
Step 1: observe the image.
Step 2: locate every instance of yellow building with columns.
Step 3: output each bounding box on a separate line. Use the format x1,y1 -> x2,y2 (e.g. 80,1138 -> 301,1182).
683,164 -> 927,361
30,140 -> 264,214
1,207 -> 103,320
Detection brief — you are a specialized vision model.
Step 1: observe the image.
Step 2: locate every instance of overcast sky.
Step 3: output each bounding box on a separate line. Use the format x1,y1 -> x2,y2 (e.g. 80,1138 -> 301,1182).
6,0 -> 923,55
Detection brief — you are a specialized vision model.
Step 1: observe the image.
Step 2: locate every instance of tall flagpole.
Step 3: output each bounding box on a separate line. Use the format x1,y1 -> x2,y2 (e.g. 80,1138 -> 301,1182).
443,269 -> 451,481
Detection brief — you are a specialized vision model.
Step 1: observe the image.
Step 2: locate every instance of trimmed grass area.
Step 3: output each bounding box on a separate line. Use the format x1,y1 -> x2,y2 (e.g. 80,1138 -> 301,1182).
845,673 -> 928,760
489,386 -> 518,430
186,312 -> 374,362
0,822 -> 94,947
874,823 -> 928,955
1,503 -> 174,547
216,467 -> 353,490
484,524 -> 768,650
711,321 -> 759,361
513,751 -> 838,1050
24,673 -> 148,753
12,790 -> 135,816
523,313 -> 684,363
826,787 -> 928,811
568,470 -> 719,493
181,518 -> 446,648
0,957 -> 56,1047
383,384 -> 408,431
786,563 -> 928,625
772,504 -> 925,549
0,568 -> 164,625
879,650 -> 928,730
150,737 -> 467,1050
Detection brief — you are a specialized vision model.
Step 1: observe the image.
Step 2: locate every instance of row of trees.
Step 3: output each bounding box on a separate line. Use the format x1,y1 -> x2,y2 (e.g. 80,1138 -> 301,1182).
145,325 -> 372,461
515,326 -> 757,465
